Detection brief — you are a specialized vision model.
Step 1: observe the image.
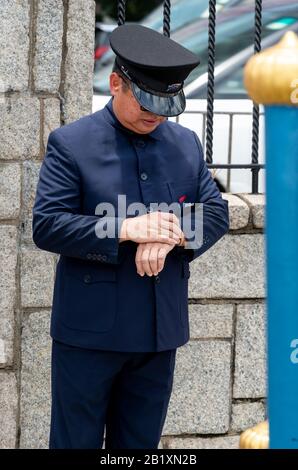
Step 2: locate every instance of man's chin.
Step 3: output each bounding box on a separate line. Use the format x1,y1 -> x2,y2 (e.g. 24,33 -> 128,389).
137,120 -> 160,132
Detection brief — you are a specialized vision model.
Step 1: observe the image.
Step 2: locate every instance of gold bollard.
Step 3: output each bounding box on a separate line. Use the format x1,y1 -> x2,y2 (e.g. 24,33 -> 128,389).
239,421 -> 269,449
240,30 -> 298,450
244,31 -> 298,105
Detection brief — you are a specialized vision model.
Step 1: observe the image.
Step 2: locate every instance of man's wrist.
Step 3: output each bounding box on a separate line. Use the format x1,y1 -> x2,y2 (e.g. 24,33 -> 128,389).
119,218 -> 128,243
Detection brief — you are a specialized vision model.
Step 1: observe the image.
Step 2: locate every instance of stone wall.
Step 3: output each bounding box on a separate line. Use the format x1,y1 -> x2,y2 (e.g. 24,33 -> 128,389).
0,0 -> 95,448
0,0 -> 266,449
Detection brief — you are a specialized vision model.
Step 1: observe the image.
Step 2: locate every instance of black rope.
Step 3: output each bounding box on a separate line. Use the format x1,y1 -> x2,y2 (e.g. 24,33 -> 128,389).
251,0 -> 262,193
205,0 -> 216,164
117,0 -> 126,26
163,0 -> 171,37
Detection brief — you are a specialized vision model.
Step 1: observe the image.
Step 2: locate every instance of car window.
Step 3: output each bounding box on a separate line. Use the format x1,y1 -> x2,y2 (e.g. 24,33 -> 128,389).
143,0 -> 236,33
188,15 -> 298,98
183,6 -> 298,88
215,66 -> 246,98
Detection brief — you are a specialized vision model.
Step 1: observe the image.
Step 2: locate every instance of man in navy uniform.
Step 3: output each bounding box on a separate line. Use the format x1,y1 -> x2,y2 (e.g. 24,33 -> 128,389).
32,24 -> 229,449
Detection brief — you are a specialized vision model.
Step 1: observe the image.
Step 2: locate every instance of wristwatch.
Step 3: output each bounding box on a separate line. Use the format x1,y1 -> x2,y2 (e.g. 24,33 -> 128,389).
178,232 -> 186,247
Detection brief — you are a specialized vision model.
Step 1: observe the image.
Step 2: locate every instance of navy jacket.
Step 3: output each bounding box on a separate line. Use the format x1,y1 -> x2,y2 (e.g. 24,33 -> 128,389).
32,97 -> 229,352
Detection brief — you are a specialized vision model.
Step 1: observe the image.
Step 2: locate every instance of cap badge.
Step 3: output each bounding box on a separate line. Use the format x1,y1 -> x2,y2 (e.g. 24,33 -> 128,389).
166,83 -> 182,92
120,65 -> 132,80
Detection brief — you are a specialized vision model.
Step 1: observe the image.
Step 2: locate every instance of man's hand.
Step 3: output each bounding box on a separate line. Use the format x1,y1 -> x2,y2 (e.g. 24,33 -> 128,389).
135,241 -> 176,276
119,211 -> 183,245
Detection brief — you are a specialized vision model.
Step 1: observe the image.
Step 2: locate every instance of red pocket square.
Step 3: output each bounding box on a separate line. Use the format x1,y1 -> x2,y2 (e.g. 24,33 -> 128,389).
178,194 -> 187,203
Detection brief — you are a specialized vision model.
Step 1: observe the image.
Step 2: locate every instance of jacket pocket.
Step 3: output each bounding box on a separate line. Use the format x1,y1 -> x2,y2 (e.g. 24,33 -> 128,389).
167,176 -> 199,204
61,259 -> 117,333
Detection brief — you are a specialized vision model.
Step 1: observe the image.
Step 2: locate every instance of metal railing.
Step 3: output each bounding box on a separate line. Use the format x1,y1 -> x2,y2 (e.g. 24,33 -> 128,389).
173,107 -> 265,193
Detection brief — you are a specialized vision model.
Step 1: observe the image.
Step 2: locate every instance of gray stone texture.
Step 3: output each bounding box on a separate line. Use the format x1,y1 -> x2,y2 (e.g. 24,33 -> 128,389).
238,194 -> 265,228
189,234 -> 265,299
0,163 -> 21,219
164,435 -> 240,449
0,372 -> 18,448
34,0 -> 64,92
231,401 -> 266,432
0,96 -> 40,159
20,311 -> 51,449
43,98 -> 61,149
222,193 -> 250,230
189,303 -> 233,339
21,248 -> 55,308
64,0 -> 95,123
0,226 -> 18,367
163,341 -> 231,435
22,161 -> 42,243
234,304 -> 266,398
0,0 -> 30,92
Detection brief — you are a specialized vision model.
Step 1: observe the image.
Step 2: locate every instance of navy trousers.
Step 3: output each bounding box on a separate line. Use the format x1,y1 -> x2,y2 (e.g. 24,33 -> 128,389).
49,340 -> 177,449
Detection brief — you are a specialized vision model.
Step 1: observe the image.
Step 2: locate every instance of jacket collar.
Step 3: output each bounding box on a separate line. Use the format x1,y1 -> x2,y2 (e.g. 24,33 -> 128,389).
102,97 -> 163,140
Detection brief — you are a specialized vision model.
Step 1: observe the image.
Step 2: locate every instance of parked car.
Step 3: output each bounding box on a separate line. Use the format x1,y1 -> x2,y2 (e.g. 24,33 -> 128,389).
94,22 -> 116,63
142,0 -> 241,33
174,0 -> 298,91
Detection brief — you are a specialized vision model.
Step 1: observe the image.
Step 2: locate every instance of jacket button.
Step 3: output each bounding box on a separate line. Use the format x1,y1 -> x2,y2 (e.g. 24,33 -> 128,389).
84,274 -> 91,283
155,275 -> 160,283
140,172 -> 148,181
136,140 -> 146,148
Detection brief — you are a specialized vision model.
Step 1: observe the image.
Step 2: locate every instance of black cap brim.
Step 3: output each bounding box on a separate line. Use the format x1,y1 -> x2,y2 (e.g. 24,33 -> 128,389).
130,81 -> 186,117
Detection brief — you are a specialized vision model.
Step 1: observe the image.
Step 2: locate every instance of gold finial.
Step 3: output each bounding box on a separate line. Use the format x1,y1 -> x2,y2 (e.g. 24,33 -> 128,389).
239,420 -> 269,449
244,31 -> 298,105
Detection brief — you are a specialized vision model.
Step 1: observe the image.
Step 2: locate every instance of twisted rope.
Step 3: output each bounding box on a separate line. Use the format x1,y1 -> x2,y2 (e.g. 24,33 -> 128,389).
163,0 -> 171,37
205,0 -> 216,164
251,0 -> 262,193
117,0 -> 126,26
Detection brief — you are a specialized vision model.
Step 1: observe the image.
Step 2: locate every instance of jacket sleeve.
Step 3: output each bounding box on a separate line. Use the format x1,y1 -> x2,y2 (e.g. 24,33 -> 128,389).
32,129 -> 126,264
174,131 -> 229,263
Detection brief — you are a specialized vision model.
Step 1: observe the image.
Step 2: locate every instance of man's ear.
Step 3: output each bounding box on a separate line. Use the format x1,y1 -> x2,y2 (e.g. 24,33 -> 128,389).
109,72 -> 121,96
